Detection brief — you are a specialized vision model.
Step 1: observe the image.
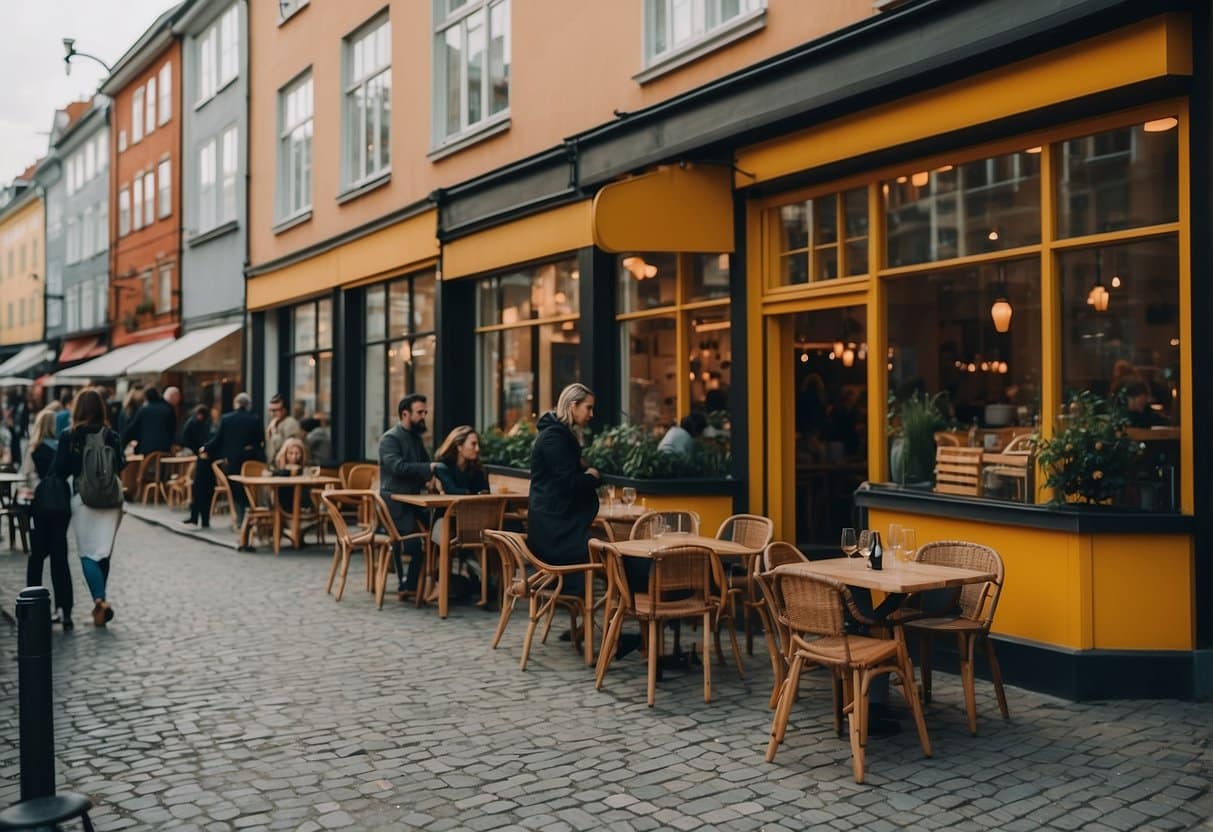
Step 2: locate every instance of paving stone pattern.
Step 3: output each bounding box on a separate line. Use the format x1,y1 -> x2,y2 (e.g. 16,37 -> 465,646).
0,514 -> 1210,831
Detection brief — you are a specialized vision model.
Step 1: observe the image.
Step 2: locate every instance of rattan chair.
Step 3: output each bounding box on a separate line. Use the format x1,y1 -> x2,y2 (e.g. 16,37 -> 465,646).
484,530 -> 602,671
345,464 -> 378,491
237,460 -> 275,550
444,495 -> 508,607
715,514 -> 775,656
591,539 -> 725,707
164,459 -> 194,508
764,568 -> 931,784
320,490 -> 378,602
905,540 -> 1009,735
138,451 -> 166,504
753,542 -> 810,705
629,510 -> 700,539
210,460 -> 236,529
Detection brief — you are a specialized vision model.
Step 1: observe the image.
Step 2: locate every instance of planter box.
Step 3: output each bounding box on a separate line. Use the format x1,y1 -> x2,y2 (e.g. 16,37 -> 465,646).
485,464 -> 740,533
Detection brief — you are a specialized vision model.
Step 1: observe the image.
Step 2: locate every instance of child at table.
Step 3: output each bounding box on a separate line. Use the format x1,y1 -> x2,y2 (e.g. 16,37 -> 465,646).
271,437 -> 310,507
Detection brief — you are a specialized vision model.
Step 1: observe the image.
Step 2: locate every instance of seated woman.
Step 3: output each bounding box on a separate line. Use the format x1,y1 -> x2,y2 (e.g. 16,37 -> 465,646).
433,426 -> 490,495
271,437 -> 310,510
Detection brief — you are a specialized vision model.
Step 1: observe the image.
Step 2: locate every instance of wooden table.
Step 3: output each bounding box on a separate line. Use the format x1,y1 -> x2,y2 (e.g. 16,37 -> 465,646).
230,474 -> 341,553
774,557 -> 995,594
610,532 -> 761,560
595,504 -> 647,540
392,492 -> 528,621
122,454 -> 145,500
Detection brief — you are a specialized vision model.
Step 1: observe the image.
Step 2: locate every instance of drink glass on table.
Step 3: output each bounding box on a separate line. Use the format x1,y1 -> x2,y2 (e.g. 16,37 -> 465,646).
621,487 -> 636,508
887,528 -> 903,567
605,484 -> 617,511
652,515 -> 667,538
857,530 -> 873,561
841,528 -> 858,558
306,465 -> 321,477
901,528 -> 917,562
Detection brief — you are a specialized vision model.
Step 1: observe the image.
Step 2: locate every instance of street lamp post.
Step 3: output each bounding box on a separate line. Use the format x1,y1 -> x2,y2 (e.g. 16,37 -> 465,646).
61,38 -> 112,76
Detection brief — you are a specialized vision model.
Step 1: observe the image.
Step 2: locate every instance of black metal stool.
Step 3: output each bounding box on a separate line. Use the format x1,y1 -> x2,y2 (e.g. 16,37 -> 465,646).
0,792 -> 95,831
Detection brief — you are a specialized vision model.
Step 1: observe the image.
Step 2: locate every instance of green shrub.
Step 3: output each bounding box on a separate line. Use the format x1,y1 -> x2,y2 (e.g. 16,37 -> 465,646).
1037,391 -> 1144,505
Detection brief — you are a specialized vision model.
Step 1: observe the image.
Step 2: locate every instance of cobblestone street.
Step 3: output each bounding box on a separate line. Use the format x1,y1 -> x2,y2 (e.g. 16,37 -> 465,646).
0,515 -> 1210,831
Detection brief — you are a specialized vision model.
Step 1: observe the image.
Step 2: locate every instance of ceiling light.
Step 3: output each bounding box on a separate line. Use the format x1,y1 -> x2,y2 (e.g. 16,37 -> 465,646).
1143,117 -> 1178,133
1026,146 -> 1042,154
911,171 -> 929,188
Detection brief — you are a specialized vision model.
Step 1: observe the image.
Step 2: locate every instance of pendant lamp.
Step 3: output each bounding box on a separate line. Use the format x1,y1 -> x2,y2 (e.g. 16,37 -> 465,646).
990,263 -> 1013,333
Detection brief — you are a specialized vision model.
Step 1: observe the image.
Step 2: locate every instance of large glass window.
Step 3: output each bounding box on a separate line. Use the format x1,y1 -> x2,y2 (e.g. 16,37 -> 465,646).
278,72 -> 313,219
132,87 -> 144,144
198,3 -> 239,104
476,256 -> 580,430
288,297 -> 333,430
885,149 -> 1041,267
158,159 -> 171,219
776,186 -> 868,286
434,0 -> 510,145
363,272 -> 438,458
118,188 -> 130,237
344,13 -> 391,185
644,0 -> 764,67
158,63 -> 172,125
616,252 -> 732,430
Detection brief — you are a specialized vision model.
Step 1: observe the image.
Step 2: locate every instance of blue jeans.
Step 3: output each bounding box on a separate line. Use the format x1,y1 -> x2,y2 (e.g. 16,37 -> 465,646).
80,557 -> 111,602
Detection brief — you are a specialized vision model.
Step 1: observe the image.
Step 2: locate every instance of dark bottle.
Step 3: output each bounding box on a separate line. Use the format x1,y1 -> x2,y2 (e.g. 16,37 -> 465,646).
870,531 -> 883,571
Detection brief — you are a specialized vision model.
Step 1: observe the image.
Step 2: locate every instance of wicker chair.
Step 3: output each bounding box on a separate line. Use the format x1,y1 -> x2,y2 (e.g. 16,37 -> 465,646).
137,451 -> 166,505
345,464 -> 378,491
320,490 -> 378,602
764,568 -> 931,784
591,539 -> 725,707
445,495 -> 508,607
715,514 -> 775,656
237,460 -> 274,550
904,540 -> 1009,735
753,542 -> 810,705
484,530 -> 602,671
338,461 -> 363,486
629,510 -> 700,539
165,459 -> 194,508
210,460 -> 236,530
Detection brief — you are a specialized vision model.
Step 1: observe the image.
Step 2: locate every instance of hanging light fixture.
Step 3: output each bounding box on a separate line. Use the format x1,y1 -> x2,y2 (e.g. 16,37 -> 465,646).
1087,250 -> 1110,312
990,263 -> 1013,333
842,348 -> 855,368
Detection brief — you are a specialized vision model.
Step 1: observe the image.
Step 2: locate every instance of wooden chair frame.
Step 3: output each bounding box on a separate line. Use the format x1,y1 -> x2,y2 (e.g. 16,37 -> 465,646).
210,460 -> 237,530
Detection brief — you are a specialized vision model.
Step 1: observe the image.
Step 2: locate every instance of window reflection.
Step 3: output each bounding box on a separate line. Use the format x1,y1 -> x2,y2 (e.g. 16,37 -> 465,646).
618,252 -> 676,313
777,186 -> 868,285
688,307 -> 731,414
622,316 -> 677,430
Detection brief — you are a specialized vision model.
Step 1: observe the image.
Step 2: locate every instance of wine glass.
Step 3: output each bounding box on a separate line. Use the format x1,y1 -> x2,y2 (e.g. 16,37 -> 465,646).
840,528 -> 858,558
887,528 -> 904,567
887,523 -> 903,551
857,530 -> 873,561
901,528 -> 917,563
652,515 -> 668,538
621,487 -> 636,508
605,484 -> 617,511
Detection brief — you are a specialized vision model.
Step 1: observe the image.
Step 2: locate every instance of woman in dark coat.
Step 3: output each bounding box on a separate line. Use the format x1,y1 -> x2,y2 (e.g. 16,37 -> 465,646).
22,408 -> 74,628
434,425 -> 490,496
527,383 -> 601,595
182,404 -> 216,527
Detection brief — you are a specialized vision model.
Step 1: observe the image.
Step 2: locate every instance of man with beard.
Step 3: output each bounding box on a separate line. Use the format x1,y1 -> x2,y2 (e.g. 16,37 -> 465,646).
379,393 -> 440,598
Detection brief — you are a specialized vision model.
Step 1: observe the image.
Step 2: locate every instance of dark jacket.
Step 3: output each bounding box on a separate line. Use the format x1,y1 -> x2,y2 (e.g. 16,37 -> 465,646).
527,412 -> 599,566
435,462 -> 489,496
378,423 -> 433,532
121,399 -> 177,455
52,425 -> 127,482
204,409 -> 265,473
181,416 -> 214,454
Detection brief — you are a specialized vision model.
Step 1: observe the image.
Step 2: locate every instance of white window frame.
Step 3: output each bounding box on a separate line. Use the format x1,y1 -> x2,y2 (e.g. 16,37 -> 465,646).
97,198 -> 108,253
132,87 -> 144,143
158,63 -> 172,124
158,158 -> 172,219
198,139 -> 217,231
95,275 -> 108,323
343,13 -> 392,188
640,0 -> 766,77
84,142 -> 96,182
47,265 -> 62,328
219,4 -> 239,87
144,170 -> 156,226
159,263 -> 173,313
65,285 -> 79,332
118,187 -> 131,237
198,24 -> 217,103
96,132 -> 108,172
81,277 -> 96,330
432,0 -> 510,149
220,125 -> 238,223
132,176 -> 144,231
277,71 -> 313,222
146,77 -> 157,135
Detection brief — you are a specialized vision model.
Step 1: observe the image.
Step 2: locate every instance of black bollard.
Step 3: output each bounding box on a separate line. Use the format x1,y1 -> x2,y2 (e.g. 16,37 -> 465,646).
15,586 -> 55,802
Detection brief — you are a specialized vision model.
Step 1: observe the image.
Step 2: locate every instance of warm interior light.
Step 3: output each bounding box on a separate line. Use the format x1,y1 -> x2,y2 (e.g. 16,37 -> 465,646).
1087,284 -> 1110,311
936,165 -> 954,173
990,297 -> 1013,333
399,341 -> 412,362
717,254 -> 729,271
841,348 -> 855,368
1111,275 -> 1121,288
896,175 -> 907,184
980,362 -> 990,372
967,363 -> 976,372
1026,146 -> 1043,154
828,351 -> 836,361
988,230 -> 999,241
998,362 -> 1009,374
1143,117 -> 1178,133
911,171 -> 929,188
832,340 -> 845,355
799,352 -> 809,363
693,320 -> 731,333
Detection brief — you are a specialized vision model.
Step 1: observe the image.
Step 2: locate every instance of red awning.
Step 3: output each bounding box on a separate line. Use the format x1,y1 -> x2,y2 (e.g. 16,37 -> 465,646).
59,336 -> 106,364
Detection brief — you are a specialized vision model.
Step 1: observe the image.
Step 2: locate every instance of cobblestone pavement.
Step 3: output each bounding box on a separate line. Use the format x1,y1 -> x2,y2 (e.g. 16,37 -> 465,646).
1,514 -> 1210,831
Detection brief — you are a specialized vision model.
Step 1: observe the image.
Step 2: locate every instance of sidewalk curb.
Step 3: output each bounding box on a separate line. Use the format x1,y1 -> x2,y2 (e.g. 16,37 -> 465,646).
123,505 -> 238,551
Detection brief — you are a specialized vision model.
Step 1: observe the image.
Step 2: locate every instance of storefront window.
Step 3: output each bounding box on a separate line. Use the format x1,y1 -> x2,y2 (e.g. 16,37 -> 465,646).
364,271 -> 438,457
288,296 -> 333,428
1058,237 -> 1181,510
1056,120 -> 1178,238
617,252 -> 732,430
776,186 -> 868,286
885,149 -> 1041,267
476,256 -> 581,430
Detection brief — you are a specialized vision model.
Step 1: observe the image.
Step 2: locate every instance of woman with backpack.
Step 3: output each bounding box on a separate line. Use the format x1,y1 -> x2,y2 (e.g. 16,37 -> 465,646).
21,408 -> 75,629
53,388 -> 126,628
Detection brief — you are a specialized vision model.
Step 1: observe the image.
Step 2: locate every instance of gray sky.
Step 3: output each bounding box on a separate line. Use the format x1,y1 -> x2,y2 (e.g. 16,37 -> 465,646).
0,0 -> 178,184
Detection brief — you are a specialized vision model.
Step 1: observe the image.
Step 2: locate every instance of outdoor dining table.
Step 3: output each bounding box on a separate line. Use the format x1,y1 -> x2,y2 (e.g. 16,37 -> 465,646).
773,556 -> 996,595
609,532 -> 761,560
391,492 -> 529,622
122,454 -> 145,500
229,474 -> 341,553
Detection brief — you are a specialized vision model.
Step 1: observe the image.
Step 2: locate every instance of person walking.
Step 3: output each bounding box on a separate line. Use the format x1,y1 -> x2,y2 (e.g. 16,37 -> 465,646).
265,394 -> 302,464
181,404 -> 216,527
121,386 -> 176,455
527,383 -> 601,597
379,393 -> 440,599
21,408 -> 75,629
203,393 -> 264,541
52,388 -> 126,628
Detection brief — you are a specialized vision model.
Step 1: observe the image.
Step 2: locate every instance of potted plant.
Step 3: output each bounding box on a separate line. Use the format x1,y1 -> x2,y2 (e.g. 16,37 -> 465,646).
1037,391 -> 1144,505
134,299 -> 156,316
889,391 -> 948,486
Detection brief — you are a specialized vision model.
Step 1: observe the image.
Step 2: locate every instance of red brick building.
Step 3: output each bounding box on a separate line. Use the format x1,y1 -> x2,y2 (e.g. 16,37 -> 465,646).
100,6 -> 181,349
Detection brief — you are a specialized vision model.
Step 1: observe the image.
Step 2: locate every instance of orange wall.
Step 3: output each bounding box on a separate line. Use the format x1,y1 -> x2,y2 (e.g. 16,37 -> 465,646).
111,40 -> 182,347
248,0 -> 873,271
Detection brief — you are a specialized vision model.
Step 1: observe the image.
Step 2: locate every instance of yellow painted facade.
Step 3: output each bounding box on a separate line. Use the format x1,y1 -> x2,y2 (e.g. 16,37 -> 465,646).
443,201 -> 593,281
0,196 -> 45,347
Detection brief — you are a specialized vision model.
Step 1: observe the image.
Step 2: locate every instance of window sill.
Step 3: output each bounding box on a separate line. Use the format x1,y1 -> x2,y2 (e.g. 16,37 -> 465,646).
428,114 -> 511,162
193,76 -> 238,112
187,219 -> 238,247
634,9 -> 767,85
273,209 -> 312,235
336,170 -> 391,205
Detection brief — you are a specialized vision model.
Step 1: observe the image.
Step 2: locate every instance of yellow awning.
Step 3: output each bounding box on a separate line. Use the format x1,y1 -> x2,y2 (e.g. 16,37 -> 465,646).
592,164 -> 734,253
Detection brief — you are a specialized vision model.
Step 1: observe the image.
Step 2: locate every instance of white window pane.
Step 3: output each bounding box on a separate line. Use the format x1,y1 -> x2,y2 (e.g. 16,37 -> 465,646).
347,84 -> 365,180
378,71 -> 391,170
85,142 -> 95,181
119,189 -> 130,236
97,132 -> 108,171
144,172 -> 155,225
132,180 -> 143,230
221,127 -> 237,221
489,0 -> 509,115
220,7 -> 238,83
158,159 -> 171,218
444,26 -> 462,136
146,78 -> 157,133
159,63 -> 172,123
466,11 -> 485,127
160,265 -> 173,312
132,88 -> 144,141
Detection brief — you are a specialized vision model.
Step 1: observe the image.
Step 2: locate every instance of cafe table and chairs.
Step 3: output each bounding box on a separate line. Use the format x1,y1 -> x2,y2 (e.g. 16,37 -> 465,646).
712,514 -> 775,656
0,471 -> 30,552
229,469 -> 341,554
486,529 -> 603,669
158,453 -> 197,508
391,491 -> 525,621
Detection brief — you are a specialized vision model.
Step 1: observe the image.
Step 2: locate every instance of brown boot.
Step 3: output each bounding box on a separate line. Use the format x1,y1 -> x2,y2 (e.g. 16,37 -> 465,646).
92,600 -> 107,628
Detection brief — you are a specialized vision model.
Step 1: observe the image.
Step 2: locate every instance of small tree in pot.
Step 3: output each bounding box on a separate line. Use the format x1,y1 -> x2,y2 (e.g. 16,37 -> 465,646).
1037,391 -> 1144,505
